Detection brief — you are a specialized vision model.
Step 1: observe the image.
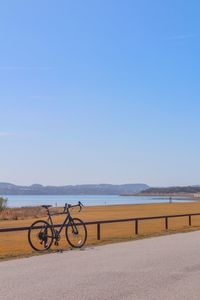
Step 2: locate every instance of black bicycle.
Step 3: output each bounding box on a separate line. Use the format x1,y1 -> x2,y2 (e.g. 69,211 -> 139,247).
28,201 -> 87,251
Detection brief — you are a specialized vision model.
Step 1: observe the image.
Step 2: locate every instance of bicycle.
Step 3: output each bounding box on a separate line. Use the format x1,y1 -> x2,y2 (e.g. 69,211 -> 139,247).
28,201 -> 87,251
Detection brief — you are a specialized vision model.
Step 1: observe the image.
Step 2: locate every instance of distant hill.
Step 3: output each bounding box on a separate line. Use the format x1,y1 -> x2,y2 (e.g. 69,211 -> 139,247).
138,186 -> 200,195
0,183 -> 149,195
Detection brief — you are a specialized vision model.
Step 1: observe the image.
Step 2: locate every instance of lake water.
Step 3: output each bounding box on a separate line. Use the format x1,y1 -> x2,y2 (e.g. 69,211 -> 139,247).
3,195 -> 195,208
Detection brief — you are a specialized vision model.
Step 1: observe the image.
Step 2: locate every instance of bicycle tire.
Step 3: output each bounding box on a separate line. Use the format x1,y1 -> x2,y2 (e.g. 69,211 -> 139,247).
28,220 -> 53,251
66,218 -> 87,248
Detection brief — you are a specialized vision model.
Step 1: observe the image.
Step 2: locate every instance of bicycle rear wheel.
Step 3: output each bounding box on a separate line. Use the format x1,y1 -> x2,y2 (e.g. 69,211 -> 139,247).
66,218 -> 87,248
28,220 -> 53,251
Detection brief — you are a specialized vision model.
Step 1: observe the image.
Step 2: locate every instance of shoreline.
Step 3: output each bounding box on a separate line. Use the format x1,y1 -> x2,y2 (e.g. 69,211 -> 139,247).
134,193 -> 198,197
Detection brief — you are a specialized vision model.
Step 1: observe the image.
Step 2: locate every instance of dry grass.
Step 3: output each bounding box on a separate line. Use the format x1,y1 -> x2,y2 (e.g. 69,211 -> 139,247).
1,202 -> 200,260
0,206 -> 46,221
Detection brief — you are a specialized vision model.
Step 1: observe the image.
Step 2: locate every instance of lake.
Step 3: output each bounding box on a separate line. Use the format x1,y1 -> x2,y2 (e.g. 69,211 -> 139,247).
3,195 -> 195,208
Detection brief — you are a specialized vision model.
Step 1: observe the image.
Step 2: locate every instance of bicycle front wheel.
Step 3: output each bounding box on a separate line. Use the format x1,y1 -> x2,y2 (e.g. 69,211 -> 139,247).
66,218 -> 87,248
28,220 -> 53,251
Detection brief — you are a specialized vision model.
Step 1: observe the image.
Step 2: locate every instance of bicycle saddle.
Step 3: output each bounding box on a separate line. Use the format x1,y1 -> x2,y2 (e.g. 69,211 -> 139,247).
41,205 -> 52,209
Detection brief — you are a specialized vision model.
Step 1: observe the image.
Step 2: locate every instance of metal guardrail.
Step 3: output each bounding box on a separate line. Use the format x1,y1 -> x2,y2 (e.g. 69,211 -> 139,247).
1,212 -> 200,240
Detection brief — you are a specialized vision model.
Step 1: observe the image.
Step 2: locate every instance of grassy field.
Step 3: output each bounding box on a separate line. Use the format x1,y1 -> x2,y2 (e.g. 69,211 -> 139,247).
1,202 -> 200,260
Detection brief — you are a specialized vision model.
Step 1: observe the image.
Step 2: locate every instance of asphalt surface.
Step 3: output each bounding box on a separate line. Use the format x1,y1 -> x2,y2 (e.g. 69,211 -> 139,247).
1,231 -> 200,300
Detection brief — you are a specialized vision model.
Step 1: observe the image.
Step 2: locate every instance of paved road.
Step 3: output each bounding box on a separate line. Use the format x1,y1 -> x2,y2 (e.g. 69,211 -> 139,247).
1,231 -> 200,300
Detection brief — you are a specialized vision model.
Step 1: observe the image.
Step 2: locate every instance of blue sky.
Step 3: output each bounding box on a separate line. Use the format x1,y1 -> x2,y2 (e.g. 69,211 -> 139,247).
0,0 -> 200,186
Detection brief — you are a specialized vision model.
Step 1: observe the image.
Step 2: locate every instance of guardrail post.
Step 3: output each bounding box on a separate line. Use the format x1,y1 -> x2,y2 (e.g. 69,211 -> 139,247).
97,223 -> 101,240
135,219 -> 138,235
189,215 -> 192,226
165,217 -> 168,230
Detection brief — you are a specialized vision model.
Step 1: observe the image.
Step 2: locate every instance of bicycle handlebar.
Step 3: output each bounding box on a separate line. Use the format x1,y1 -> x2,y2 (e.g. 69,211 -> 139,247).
63,201 -> 84,213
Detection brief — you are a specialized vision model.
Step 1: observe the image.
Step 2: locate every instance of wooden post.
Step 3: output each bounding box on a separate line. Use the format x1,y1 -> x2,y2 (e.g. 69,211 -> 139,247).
135,219 -> 138,235
189,215 -> 192,226
97,223 -> 101,240
165,217 -> 168,230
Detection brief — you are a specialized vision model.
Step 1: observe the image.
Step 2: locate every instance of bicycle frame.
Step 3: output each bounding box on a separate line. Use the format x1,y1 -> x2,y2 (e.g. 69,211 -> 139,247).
46,209 -> 76,238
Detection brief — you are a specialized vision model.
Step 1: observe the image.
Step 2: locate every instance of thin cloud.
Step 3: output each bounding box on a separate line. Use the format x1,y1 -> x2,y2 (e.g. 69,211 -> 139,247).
165,33 -> 199,41
0,132 -> 15,137
0,66 -> 52,71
